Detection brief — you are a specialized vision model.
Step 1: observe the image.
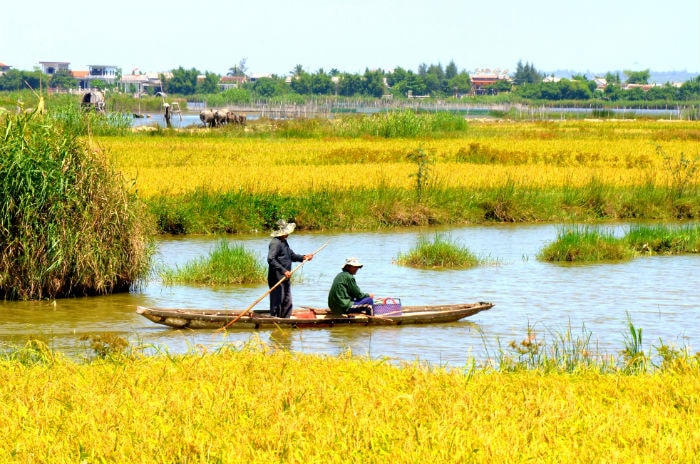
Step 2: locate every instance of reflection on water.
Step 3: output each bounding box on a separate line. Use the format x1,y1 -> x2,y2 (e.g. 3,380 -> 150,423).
2,224 -> 699,367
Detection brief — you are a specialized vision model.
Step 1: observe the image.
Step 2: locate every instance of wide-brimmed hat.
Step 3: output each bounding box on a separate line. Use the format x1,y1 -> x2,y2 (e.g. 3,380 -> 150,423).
270,220 -> 296,237
343,257 -> 363,268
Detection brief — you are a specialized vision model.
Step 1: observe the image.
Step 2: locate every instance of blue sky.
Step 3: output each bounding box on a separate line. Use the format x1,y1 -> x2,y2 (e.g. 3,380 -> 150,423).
2,0 -> 698,78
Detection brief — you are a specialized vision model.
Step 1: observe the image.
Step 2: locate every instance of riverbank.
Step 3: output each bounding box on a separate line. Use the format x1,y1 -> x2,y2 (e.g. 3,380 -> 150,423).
2,340 -> 698,463
99,118 -> 700,235
144,184 -> 700,235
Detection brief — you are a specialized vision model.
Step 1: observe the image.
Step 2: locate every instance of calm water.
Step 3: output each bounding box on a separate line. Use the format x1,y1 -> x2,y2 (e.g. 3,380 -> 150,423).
2,224 -> 698,366
130,105 -> 684,129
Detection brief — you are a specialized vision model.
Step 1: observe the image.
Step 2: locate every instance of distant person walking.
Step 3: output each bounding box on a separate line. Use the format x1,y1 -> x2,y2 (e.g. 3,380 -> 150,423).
328,258 -> 374,315
267,220 -> 313,318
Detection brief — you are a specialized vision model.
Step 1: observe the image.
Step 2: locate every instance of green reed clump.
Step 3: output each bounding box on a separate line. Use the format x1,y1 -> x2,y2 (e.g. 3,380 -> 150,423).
160,240 -> 266,285
621,312 -> 649,374
407,148 -> 433,201
396,233 -> 480,268
47,103 -> 132,136
494,319 -> 700,375
336,110 -> 431,137
538,225 -> 634,263
495,324 -> 614,374
0,110 -> 153,299
428,111 -> 469,133
625,223 -> 700,254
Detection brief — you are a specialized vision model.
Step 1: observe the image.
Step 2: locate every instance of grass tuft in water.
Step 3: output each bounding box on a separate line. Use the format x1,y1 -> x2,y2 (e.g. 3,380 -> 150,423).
625,223 -> 700,254
160,240 -> 266,285
396,233 -> 480,269
538,225 -> 634,263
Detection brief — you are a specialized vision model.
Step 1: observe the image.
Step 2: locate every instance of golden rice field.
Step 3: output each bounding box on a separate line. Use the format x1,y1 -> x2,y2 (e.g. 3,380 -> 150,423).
3,346 -> 699,463
97,120 -> 700,198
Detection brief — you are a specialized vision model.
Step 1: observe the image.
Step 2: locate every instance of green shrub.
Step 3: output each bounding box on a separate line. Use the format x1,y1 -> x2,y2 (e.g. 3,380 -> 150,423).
0,109 -> 154,299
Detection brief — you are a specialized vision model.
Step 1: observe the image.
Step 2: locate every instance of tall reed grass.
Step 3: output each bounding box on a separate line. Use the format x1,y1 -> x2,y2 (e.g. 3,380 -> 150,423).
47,104 -> 132,136
0,109 -> 153,299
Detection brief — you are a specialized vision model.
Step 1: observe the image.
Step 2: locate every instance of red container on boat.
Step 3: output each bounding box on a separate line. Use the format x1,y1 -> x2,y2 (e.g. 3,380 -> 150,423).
293,309 -> 317,319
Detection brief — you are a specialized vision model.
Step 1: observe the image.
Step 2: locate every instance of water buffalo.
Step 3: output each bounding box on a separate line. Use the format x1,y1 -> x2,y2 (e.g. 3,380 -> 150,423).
225,112 -> 247,126
199,110 -> 216,127
214,109 -> 229,127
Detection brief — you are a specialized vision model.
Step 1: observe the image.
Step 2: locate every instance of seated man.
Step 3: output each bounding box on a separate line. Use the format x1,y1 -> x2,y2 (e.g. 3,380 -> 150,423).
327,257 -> 374,315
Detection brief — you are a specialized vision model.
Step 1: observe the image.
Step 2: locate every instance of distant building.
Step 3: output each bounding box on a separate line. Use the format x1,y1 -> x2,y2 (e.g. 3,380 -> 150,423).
120,71 -> 167,95
0,62 -> 11,74
249,73 -> 272,82
469,68 -> 511,95
71,70 -> 89,80
39,61 -> 71,75
86,65 -> 119,85
219,75 -> 247,90
623,83 -> 655,91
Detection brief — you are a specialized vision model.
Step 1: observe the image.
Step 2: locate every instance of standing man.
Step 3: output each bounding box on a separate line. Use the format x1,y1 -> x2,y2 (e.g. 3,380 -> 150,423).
267,220 -> 313,318
328,257 -> 374,315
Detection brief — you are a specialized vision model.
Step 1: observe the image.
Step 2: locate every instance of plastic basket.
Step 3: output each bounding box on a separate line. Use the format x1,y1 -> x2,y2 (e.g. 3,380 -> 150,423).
373,297 -> 402,316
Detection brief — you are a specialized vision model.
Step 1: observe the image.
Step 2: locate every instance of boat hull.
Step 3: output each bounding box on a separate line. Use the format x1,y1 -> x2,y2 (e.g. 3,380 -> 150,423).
136,302 -> 494,330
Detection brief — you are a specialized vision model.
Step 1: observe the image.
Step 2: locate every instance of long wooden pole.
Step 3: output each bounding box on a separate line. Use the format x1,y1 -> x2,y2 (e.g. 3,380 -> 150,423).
222,241 -> 329,329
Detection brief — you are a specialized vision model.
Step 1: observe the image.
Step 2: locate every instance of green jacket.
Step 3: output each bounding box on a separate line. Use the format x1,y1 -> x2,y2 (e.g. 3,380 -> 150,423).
327,270 -> 369,315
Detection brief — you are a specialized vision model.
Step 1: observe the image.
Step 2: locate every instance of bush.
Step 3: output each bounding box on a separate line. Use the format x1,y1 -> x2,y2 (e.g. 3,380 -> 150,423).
0,108 -> 154,299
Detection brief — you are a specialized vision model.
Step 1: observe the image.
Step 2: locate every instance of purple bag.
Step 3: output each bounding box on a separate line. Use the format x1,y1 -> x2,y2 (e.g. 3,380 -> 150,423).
373,298 -> 402,316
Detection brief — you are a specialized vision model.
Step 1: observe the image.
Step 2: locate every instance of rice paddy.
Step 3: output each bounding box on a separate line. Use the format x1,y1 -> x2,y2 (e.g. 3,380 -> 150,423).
89,118 -> 700,234
101,119 -> 699,197
1,336 -> 699,463
4,111 -> 700,461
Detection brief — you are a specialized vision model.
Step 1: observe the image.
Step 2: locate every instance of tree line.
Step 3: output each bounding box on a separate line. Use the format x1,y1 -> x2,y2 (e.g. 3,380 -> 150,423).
1,60 -> 698,103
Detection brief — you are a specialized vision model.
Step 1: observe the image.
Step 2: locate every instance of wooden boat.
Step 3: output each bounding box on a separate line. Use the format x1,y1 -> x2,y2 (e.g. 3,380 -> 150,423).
136,302 -> 494,330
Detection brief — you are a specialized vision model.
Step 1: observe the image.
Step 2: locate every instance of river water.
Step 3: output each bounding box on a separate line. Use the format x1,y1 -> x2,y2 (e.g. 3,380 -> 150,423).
129,105 -> 686,129
2,224 -> 698,367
